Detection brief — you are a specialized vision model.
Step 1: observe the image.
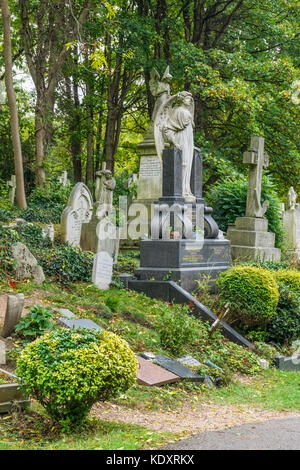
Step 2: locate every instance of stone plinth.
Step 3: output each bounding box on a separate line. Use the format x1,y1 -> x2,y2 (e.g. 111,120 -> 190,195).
227,217 -> 281,262
135,238 -> 231,292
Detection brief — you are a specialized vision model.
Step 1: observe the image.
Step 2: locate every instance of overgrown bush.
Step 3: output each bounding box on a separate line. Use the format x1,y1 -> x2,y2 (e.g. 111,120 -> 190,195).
206,175 -> 285,248
266,287 -> 300,345
39,245 -> 94,285
16,328 -> 138,429
273,270 -> 300,297
156,305 -> 200,355
217,266 -> 279,327
15,305 -> 54,339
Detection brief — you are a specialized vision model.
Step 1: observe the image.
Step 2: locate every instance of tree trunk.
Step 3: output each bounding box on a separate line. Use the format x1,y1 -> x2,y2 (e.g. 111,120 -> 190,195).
1,0 -> 27,209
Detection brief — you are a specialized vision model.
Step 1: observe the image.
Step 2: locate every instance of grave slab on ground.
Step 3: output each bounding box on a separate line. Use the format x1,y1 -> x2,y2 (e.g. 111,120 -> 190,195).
136,356 -> 180,386
274,355 -> 300,372
59,318 -> 103,331
154,354 -> 205,382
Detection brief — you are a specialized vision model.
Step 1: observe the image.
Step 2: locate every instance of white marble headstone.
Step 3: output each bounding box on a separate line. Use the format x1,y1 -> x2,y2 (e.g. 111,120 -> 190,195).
92,251 -> 113,290
61,183 -> 93,247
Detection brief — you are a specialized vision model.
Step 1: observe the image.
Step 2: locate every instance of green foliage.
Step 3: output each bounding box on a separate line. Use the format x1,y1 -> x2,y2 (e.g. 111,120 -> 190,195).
206,175 -> 285,248
16,328 -> 138,429
15,305 -> 54,339
21,179 -> 71,224
217,266 -> 279,327
0,225 -> 19,279
273,270 -> 300,297
267,287 -> 300,345
14,223 -> 52,251
39,245 -> 93,285
155,305 -> 200,355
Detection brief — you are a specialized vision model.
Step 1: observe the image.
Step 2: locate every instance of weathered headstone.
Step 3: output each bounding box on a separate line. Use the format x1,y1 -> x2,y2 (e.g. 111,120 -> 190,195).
154,355 -> 205,382
92,251 -> 113,290
136,356 -> 180,386
11,242 -> 45,284
282,188 -> 300,260
0,294 -> 24,338
227,137 -> 281,262
59,318 -> 103,331
42,224 -> 55,242
7,175 -> 16,206
61,183 -> 93,247
0,341 -> 6,365
58,171 -> 70,187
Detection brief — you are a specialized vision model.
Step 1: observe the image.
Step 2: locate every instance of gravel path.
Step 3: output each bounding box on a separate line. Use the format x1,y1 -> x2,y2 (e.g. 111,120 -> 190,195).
162,417 -> 300,450
92,401 -> 300,437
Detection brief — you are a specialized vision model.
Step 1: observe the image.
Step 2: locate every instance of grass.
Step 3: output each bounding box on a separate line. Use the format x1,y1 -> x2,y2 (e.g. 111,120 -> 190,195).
0,410 -> 174,450
205,369 -> 300,411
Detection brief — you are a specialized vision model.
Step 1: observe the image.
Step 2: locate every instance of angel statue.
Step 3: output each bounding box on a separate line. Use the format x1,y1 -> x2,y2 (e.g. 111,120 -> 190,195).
95,163 -> 116,219
149,66 -> 173,122
154,90 -> 195,201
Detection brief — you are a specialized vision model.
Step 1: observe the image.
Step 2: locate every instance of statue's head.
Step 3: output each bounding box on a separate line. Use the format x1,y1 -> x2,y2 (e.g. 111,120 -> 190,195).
177,91 -> 193,106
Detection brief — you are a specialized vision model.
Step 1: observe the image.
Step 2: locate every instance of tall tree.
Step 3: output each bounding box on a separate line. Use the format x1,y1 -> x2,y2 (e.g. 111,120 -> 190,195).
19,0 -> 93,185
1,0 -> 27,208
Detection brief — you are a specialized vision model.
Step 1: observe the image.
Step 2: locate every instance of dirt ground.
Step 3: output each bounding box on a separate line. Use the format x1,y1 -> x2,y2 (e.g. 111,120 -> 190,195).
92,401 -> 300,437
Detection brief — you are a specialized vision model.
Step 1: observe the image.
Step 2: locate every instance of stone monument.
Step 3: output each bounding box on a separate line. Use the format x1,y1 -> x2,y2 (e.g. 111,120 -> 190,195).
282,187 -> 300,259
227,136 -> 281,262
11,243 -> 45,284
1,293 -> 24,338
61,182 -> 93,247
81,164 -> 119,261
129,67 -> 173,239
134,89 -> 231,291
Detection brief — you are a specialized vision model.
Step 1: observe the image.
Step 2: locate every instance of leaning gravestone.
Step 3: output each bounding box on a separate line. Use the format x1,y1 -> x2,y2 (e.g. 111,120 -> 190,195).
136,356 -> 180,386
61,183 -> 93,247
0,294 -> 24,338
154,354 -> 205,382
92,251 -> 113,290
11,243 -> 45,284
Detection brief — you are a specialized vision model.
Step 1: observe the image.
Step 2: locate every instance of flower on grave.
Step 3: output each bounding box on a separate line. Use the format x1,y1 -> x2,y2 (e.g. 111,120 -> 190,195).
10,281 -> 16,288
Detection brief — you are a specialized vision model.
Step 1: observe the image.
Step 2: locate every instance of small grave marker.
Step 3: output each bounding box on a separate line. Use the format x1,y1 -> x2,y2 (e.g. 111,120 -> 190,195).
92,251 -> 113,290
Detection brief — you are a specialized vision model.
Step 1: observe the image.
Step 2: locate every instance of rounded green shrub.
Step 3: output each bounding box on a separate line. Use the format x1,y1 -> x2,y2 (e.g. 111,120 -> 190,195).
16,328 -> 138,429
273,270 -> 300,297
267,286 -> 300,345
217,266 -> 279,327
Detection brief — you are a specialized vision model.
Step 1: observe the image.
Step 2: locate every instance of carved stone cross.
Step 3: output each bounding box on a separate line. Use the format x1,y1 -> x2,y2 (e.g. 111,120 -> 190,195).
243,136 -> 269,218
7,174 -> 16,205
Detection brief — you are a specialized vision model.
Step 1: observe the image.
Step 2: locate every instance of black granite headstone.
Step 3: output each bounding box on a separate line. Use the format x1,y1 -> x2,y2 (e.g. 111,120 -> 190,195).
160,148 -> 184,203
154,354 -> 204,382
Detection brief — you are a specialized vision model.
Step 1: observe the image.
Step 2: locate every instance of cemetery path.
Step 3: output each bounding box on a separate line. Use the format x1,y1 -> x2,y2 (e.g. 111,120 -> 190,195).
161,417 -> 300,450
92,401 -> 300,438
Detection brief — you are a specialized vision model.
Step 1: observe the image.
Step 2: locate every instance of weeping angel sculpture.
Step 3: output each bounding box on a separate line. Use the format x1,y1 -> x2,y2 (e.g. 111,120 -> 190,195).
154,90 -> 195,201
149,66 -> 172,122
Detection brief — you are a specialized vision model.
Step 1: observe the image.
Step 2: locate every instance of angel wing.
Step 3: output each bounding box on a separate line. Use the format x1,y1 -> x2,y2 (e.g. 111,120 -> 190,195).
149,68 -> 160,97
153,94 -> 179,160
